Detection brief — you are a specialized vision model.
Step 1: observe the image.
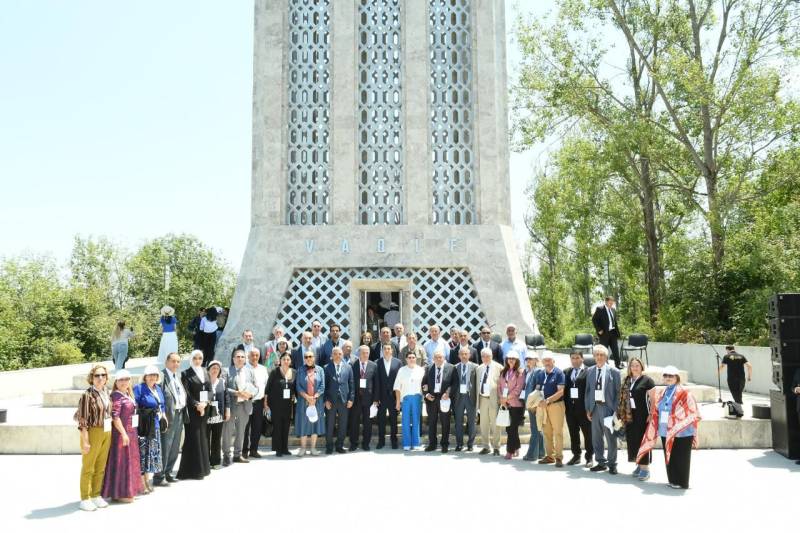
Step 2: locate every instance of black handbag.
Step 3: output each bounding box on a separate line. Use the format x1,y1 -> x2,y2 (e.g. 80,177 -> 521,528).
261,412 -> 274,437
137,408 -> 157,439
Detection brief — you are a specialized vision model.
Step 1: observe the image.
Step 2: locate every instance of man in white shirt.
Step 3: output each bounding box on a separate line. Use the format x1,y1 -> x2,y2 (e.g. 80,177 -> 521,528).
310,320 -> 328,352
225,349 -> 257,465
392,323 -> 408,352
476,349 -> 503,456
243,347 -> 268,459
500,323 -> 527,362
424,325 -> 450,363
341,340 -> 356,364
156,352 -> 187,485
394,350 -> 426,451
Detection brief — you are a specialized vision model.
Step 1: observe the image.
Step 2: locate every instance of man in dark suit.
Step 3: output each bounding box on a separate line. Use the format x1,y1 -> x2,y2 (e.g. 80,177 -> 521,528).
350,345 -> 378,451
452,347 -> 478,451
232,329 -> 258,363
592,296 -> 622,369
292,331 -> 319,369
155,352 -> 187,485
423,349 -> 456,452
371,326 -> 399,361
473,326 -> 503,365
320,323 -> 345,368
375,342 -> 402,449
449,329 -> 478,365
324,347 -> 354,454
564,350 -> 593,467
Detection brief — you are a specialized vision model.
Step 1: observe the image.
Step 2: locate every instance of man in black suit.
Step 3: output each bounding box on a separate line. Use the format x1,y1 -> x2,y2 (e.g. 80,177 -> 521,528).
375,342 -> 402,449
592,296 -> 622,369
323,347 -> 354,454
564,350 -> 593,466
350,345 -> 378,451
449,329 -> 478,365
291,331 -> 319,369
371,326 -> 399,361
473,326 -> 503,365
423,349 -> 456,452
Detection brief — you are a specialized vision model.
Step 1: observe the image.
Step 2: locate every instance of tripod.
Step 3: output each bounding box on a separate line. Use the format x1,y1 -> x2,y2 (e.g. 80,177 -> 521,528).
702,332 -> 724,404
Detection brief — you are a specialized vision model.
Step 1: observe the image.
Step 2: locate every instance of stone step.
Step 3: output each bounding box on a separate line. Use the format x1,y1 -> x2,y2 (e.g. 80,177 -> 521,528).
0,401 -> 771,454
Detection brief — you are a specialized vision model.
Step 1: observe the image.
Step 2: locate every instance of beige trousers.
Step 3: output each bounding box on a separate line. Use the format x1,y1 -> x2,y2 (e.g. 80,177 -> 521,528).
543,401 -> 566,460
478,396 -> 501,450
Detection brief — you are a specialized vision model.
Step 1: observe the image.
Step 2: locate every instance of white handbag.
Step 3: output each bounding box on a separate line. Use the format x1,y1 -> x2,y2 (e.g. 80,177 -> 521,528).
496,406 -> 511,427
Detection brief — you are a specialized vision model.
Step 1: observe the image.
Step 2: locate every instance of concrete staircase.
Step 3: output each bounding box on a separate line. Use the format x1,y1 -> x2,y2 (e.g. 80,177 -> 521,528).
0,359 -> 773,454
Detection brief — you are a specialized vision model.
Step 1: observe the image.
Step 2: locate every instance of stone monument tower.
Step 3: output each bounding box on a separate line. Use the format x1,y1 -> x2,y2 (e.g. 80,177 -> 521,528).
220,0 -> 536,361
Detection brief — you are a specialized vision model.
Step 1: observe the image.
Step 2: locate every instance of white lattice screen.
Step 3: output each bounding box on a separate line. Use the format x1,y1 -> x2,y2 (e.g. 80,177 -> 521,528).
275,267 -> 486,342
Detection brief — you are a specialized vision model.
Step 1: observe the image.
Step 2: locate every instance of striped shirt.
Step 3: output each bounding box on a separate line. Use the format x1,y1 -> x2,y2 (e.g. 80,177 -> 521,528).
74,387 -> 111,431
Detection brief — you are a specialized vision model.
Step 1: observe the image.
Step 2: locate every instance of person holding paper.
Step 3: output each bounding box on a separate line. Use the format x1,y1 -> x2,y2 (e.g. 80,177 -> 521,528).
155,352 -> 186,486
265,353 -> 296,457
295,350 -> 326,456
535,352 -> 566,467
376,341 -> 403,449
224,350 -> 258,465
75,364 -> 113,511
244,347 -> 269,459
177,351 -> 212,479
584,345 -> 621,474
324,347 -> 354,454
423,350 -> 456,452
521,352 -> 544,462
618,357 -> 655,480
349,345 -> 378,451
394,351 -> 426,450
563,351 -> 593,467
497,352 -> 525,459
637,366 -> 700,489
452,346 -> 478,451
102,370 -> 143,503
476,349 -> 503,455
207,360 -> 230,469
134,366 -> 166,492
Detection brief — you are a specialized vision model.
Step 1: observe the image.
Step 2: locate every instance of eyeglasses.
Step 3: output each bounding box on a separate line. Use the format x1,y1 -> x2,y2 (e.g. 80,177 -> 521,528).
480,331 -> 491,335
93,374 -> 107,378
235,355 -> 245,359
304,356 -> 315,359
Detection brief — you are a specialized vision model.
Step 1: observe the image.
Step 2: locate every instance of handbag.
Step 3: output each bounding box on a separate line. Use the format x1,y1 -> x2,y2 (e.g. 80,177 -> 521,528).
137,407 -> 156,438
496,406 -> 511,427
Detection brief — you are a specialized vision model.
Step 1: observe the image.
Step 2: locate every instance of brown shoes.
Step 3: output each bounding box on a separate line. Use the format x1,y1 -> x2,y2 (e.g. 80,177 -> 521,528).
538,457 -> 555,464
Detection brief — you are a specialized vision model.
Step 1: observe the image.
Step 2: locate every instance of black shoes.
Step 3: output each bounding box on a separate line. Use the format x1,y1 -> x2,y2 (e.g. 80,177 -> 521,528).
455,445 -> 463,452
479,448 -> 490,455
377,443 -> 385,450
441,445 -> 449,453
493,449 -> 500,456
608,465 -> 618,475
349,446 -> 358,452
590,464 -> 607,472
391,442 -> 399,450
250,450 -> 262,459
336,447 -> 347,454
567,456 -> 581,466
467,446 -> 473,452
362,445 -> 371,451
233,456 -> 249,464
424,445 -> 437,452
325,449 -> 334,455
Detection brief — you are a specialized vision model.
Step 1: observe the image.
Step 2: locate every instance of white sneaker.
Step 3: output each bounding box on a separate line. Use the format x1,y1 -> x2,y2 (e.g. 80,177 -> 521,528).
403,446 -> 411,451
297,448 -> 306,458
309,448 -> 319,456
91,496 -> 108,508
79,499 -> 97,512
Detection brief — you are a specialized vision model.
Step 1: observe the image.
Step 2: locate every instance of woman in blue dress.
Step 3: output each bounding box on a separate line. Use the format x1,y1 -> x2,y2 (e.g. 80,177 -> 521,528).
157,306 -> 179,365
295,350 -> 325,456
133,365 -> 165,493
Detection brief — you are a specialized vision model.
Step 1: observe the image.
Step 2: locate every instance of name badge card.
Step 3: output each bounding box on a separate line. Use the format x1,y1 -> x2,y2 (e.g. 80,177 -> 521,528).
519,388 -> 526,399
594,389 -> 604,402
460,384 -> 468,394
630,398 -> 636,409
103,418 -> 112,432
360,378 -> 367,389
659,410 -> 670,424
131,415 -> 138,428
434,382 -> 442,393
502,387 -> 509,398
199,391 -> 209,402
283,389 -> 290,399
570,388 -> 579,399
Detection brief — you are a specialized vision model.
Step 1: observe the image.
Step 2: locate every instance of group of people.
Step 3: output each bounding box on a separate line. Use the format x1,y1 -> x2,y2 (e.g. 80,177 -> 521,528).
79,316 -> 704,512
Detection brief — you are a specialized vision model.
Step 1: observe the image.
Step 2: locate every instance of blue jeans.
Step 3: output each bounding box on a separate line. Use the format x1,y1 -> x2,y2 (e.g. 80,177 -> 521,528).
524,409 -> 545,459
112,342 -> 128,370
401,394 -> 422,448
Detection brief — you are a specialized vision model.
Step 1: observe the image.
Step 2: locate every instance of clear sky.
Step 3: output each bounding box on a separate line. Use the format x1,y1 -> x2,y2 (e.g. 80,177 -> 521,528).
0,1 -> 547,270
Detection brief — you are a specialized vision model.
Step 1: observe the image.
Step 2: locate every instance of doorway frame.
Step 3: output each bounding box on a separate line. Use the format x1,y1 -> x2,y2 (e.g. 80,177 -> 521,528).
349,278 -> 413,340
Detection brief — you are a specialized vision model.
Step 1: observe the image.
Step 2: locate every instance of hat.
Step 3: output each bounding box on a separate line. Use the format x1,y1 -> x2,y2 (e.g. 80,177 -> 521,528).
114,369 -> 131,380
306,405 -> 319,423
506,351 -> 520,359
540,350 -> 555,360
207,360 -> 221,371
439,398 -> 451,413
524,351 -> 540,360
662,365 -> 680,376
160,305 -> 175,317
143,365 -> 160,376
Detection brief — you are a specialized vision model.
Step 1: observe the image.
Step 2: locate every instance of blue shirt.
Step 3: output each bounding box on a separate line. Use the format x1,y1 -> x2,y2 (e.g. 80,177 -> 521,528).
500,339 -> 526,362
535,367 -> 565,398
658,385 -> 696,438
134,383 -> 165,431
160,316 -> 178,333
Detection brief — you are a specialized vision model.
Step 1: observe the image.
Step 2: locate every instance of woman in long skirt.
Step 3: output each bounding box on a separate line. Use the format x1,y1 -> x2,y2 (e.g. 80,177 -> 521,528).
207,360 -> 229,469
157,306 -> 179,365
177,351 -> 212,479
102,370 -> 143,502
266,353 -> 295,456
134,366 -> 165,493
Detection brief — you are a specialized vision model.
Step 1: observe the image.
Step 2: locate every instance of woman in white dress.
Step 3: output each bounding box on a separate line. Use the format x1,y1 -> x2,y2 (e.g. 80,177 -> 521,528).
156,306 -> 179,365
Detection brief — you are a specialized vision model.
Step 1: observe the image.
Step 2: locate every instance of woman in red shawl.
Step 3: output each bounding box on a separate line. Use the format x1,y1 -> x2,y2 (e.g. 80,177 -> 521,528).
636,365 -> 701,489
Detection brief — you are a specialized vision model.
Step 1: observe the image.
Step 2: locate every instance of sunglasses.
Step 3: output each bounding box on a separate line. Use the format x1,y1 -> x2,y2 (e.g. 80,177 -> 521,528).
304,356 -> 315,359
93,374 -> 107,378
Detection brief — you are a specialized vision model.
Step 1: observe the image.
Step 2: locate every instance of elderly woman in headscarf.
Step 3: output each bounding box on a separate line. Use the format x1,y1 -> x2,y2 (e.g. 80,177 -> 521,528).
177,350 -> 212,479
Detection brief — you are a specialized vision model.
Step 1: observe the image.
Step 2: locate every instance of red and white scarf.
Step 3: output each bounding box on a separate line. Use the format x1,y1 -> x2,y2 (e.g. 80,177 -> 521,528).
636,385 -> 700,464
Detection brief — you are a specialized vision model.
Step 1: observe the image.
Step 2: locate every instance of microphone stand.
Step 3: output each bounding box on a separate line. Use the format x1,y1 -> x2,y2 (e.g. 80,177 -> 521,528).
703,334 -> 724,404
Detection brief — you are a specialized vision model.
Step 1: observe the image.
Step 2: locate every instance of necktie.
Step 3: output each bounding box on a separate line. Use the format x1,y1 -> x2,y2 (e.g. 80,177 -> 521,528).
572,368 -> 578,384
461,364 -> 467,384
480,368 -> 489,394
596,368 -> 602,390
360,363 -> 366,378
436,367 -> 441,384
336,364 -> 340,377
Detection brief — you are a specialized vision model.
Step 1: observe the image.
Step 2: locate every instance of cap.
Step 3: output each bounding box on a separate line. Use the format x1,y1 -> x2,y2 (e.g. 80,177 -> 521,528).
114,369 -> 131,380
506,351 -> 520,359
143,365 -> 160,376
662,365 -> 680,376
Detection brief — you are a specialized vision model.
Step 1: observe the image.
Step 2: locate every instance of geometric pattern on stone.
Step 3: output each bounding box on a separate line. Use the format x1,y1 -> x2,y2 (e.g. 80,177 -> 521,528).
429,0 -> 477,225
357,0 -> 405,225
275,267 -> 487,342
286,0 -> 332,225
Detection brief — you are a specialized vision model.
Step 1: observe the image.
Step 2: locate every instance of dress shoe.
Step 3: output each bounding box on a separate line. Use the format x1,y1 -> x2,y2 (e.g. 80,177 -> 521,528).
391,443 -> 399,450
567,456 -> 581,466
336,447 -> 347,454
325,449 -> 334,455
362,445 -> 370,451
590,464 -> 608,472
241,451 -> 249,459
479,448 -> 490,455
538,457 -> 555,464
493,449 -> 500,456
250,450 -> 262,459
441,445 -> 449,453
455,445 -> 463,452
349,446 -> 358,452
608,465 -> 618,475
584,460 -> 594,468
555,459 -> 564,468
233,456 -> 249,464
376,443 -> 385,450
424,445 -> 437,452
165,475 -> 178,483
222,457 -> 232,467
467,446 -> 473,452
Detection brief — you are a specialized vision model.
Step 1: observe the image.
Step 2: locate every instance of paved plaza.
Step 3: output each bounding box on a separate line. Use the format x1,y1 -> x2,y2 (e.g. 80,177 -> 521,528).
3,448 -> 796,531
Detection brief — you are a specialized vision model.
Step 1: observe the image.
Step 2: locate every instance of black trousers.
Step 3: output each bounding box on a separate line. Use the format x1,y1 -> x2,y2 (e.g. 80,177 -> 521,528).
376,399 -> 398,445
197,331 -> 216,366
599,332 -> 621,368
349,398 -> 373,448
626,420 -> 649,465
271,410 -> 291,454
244,406 -> 265,454
565,407 -> 593,461
728,378 -> 745,405
326,401 -> 349,451
505,406 -> 524,453
208,422 -> 223,466
426,395 -> 451,447
663,436 -> 692,488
